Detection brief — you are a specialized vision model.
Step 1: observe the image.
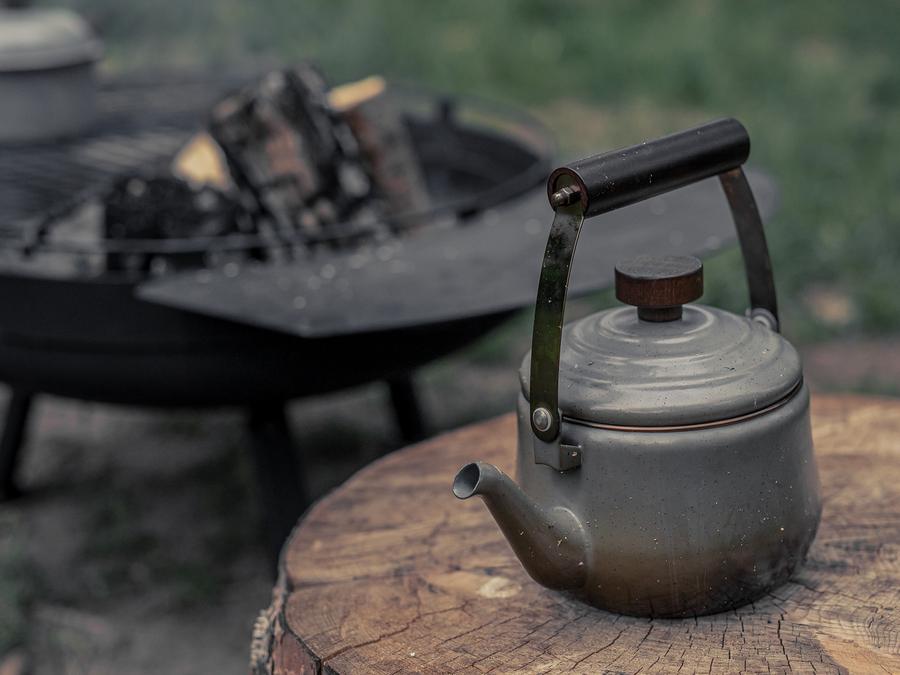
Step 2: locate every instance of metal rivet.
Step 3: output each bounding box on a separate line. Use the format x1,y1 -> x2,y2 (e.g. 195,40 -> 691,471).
532,407 -> 552,432
550,186 -> 581,209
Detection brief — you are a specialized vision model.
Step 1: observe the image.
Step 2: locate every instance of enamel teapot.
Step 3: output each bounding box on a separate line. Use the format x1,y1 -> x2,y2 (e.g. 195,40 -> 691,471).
453,119 -> 821,618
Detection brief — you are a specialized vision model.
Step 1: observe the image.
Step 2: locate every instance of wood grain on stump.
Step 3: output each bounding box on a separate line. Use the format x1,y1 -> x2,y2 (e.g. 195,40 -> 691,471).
251,395 -> 900,674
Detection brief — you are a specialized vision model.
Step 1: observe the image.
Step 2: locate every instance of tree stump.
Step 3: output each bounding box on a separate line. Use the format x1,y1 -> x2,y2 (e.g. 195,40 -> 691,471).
252,395 -> 900,674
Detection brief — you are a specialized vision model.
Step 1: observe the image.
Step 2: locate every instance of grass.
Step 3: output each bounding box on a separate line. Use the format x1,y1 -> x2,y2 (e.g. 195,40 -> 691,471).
76,442 -> 256,608
45,0 -> 900,345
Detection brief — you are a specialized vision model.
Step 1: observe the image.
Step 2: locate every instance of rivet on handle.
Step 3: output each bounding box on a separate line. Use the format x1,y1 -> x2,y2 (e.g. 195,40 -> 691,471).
550,186 -> 581,209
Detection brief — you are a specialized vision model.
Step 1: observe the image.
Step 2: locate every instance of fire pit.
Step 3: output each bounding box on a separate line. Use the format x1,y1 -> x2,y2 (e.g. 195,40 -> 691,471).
0,73 -> 777,556
0,73 -> 557,551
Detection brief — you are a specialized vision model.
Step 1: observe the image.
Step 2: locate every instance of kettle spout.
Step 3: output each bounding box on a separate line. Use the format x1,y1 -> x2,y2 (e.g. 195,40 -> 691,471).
453,462 -> 587,591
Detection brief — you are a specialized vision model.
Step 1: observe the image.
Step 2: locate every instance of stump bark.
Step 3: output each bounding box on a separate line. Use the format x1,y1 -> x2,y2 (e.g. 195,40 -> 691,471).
252,395 -> 900,674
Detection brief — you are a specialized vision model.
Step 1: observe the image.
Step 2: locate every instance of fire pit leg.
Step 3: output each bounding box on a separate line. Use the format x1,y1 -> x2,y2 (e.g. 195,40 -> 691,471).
246,403 -> 309,566
387,374 -> 428,442
0,389 -> 33,501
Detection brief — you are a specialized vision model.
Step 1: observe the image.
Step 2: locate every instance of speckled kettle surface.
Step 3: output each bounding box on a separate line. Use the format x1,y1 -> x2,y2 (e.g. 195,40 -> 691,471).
453,119 -> 821,618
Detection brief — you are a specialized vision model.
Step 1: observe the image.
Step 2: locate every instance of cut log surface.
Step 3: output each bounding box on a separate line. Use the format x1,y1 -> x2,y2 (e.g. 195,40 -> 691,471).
253,395 -> 900,674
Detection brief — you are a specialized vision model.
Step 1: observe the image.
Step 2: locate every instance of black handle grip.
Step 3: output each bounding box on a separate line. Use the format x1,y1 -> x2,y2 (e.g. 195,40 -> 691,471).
547,118 -> 749,218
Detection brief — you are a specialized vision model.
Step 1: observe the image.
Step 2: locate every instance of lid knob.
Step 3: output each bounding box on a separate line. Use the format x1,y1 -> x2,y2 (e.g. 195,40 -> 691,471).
615,255 -> 703,322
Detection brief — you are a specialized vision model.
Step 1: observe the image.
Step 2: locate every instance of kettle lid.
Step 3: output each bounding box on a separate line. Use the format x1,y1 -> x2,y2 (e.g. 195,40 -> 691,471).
521,255 -> 802,428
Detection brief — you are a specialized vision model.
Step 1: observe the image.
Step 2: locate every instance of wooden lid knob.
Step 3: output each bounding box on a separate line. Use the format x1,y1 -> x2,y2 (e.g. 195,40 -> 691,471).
615,255 -> 703,322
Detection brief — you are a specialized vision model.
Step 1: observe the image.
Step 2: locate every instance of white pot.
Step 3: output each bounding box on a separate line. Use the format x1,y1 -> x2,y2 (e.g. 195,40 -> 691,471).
0,7 -> 103,143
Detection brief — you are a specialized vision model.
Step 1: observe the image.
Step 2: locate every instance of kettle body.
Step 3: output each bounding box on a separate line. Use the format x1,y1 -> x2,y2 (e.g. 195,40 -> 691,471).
514,372 -> 819,617
453,119 -> 822,617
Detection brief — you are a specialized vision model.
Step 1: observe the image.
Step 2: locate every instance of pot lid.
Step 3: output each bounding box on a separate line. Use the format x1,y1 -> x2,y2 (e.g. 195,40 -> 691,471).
0,8 -> 102,72
521,262 -> 802,427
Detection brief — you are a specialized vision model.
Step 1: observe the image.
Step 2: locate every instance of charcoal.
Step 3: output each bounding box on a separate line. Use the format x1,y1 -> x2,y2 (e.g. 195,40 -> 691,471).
103,174 -> 256,273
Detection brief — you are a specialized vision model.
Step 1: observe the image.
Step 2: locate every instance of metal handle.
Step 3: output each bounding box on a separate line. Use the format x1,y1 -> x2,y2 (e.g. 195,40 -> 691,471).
530,118 -> 778,470
547,117 -> 750,217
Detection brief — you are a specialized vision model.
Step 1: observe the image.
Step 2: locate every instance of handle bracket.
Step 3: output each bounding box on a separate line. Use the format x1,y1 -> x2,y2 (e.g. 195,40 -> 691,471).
529,119 -> 778,470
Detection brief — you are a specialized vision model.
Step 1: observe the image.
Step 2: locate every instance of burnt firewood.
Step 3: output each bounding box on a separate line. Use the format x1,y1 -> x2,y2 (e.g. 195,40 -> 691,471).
208,65 -> 431,249
209,64 -> 375,245
331,76 -> 432,230
102,174 -> 255,274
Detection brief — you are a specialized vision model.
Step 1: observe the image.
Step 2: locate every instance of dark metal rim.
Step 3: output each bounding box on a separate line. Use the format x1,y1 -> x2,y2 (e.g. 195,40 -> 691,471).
560,378 -> 803,433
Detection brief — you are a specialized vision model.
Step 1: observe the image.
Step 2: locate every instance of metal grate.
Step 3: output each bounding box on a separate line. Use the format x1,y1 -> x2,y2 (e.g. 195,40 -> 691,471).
0,75 -> 244,230
0,75 -> 554,282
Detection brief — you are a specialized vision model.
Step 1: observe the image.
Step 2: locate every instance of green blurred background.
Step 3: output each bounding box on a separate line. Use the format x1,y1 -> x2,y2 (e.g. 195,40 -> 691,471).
47,0 -> 900,342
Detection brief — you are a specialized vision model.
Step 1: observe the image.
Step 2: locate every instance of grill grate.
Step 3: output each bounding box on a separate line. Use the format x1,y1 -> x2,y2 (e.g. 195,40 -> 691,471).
0,75 -> 243,231
0,74 -> 555,284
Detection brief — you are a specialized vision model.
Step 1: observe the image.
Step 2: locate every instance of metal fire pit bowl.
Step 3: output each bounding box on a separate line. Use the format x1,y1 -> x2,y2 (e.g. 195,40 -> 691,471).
0,74 -> 777,557
0,74 -> 564,554
0,80 -> 556,406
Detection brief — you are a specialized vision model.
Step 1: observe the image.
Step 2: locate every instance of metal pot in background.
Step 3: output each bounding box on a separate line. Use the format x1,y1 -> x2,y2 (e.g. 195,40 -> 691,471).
0,2 -> 102,143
